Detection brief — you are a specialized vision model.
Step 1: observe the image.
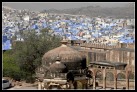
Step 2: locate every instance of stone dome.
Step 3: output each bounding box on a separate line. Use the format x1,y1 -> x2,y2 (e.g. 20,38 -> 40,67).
49,56 -> 68,73
42,39 -> 86,70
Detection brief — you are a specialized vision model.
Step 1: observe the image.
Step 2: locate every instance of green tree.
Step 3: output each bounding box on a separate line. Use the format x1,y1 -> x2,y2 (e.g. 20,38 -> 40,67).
12,29 -> 61,83
3,50 -> 25,81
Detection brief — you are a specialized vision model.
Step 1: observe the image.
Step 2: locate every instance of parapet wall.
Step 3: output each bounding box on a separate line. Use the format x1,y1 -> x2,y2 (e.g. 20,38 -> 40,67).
78,42 -> 135,71
80,43 -> 134,49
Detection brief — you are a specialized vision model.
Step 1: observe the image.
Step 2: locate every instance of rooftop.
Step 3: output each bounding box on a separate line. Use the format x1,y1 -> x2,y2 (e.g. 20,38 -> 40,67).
90,60 -> 127,67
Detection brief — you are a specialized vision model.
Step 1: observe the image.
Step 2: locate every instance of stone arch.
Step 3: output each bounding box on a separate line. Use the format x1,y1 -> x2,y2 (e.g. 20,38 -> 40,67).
66,72 -> 74,82
86,69 -> 94,87
106,72 -> 114,88
117,72 -> 126,88
86,69 -> 93,78
128,72 -> 135,89
106,72 -> 114,81
76,81 -> 83,89
117,72 -> 126,80
95,69 -> 103,80
95,69 -> 103,87
128,72 -> 135,80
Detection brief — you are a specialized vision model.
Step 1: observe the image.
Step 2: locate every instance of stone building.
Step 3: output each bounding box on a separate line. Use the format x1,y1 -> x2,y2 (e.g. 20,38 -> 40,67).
87,61 -> 134,89
79,42 -> 135,68
36,39 -> 88,89
35,40 -> 134,90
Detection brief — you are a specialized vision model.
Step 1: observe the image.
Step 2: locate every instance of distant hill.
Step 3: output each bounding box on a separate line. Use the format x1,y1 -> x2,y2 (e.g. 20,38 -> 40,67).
43,5 -> 134,18
2,5 -> 13,10
3,4 -> 134,19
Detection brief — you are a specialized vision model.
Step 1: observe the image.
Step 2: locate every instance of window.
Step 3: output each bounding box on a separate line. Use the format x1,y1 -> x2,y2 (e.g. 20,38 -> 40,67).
3,80 -> 9,83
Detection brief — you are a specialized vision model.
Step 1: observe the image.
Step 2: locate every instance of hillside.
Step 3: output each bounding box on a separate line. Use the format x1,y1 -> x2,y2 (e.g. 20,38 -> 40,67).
43,5 -> 134,18
3,4 -> 134,19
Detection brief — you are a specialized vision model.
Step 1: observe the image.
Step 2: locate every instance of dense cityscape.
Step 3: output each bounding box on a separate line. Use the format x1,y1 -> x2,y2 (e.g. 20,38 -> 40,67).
2,2 -> 135,90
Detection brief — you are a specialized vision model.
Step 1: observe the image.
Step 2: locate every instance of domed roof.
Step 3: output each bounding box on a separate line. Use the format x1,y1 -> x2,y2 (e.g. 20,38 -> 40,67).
50,61 -> 67,73
49,56 -> 68,73
42,39 -> 86,70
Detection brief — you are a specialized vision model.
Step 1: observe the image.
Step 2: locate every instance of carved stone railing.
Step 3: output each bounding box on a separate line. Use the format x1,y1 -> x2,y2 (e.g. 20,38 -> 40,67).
80,43 -> 134,50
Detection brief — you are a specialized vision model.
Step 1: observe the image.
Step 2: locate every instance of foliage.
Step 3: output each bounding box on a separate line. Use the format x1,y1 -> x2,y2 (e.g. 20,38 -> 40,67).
3,50 -> 25,81
11,28 -> 62,82
3,28 -> 62,83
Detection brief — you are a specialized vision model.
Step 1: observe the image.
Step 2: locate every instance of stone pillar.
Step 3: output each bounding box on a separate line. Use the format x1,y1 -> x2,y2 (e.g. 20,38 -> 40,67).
73,81 -> 77,89
126,78 -> 129,90
88,78 -> 91,86
38,81 -> 41,90
129,52 -> 131,65
69,82 -> 71,89
114,70 -> 117,89
82,84 -> 84,89
93,76 -> 96,89
66,82 -> 69,89
117,51 -> 120,62
103,69 -> 106,89
86,52 -> 89,66
85,82 -> 88,89
41,82 -> 45,89
114,78 -> 117,89
96,53 -> 98,61
126,71 -> 129,89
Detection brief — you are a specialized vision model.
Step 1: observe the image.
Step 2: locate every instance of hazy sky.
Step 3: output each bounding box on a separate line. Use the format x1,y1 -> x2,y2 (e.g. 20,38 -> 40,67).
2,2 -> 134,11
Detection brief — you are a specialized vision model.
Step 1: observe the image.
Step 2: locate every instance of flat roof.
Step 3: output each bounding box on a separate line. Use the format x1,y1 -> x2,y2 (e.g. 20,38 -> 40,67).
90,61 -> 127,67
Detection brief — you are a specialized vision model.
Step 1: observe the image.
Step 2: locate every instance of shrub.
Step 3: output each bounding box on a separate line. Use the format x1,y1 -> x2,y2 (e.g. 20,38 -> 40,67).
7,29 -> 61,83
3,50 -> 26,81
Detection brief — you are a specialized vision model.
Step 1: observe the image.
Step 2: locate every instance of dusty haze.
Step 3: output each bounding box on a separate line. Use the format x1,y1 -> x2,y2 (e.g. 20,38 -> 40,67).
2,2 -> 135,11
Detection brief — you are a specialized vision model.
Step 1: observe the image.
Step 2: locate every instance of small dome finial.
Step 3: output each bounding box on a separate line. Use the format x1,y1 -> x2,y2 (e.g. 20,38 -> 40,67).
60,37 -> 68,45
56,55 -> 61,62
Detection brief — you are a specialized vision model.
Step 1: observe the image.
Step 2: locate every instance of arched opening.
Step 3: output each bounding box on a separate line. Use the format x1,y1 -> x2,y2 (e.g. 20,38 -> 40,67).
66,72 -> 74,83
117,73 -> 126,89
95,70 -> 103,89
98,66 -> 101,68
76,81 -> 83,89
128,72 -> 135,89
86,70 -> 93,78
86,70 -> 93,88
48,84 -> 62,89
106,72 -> 114,88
